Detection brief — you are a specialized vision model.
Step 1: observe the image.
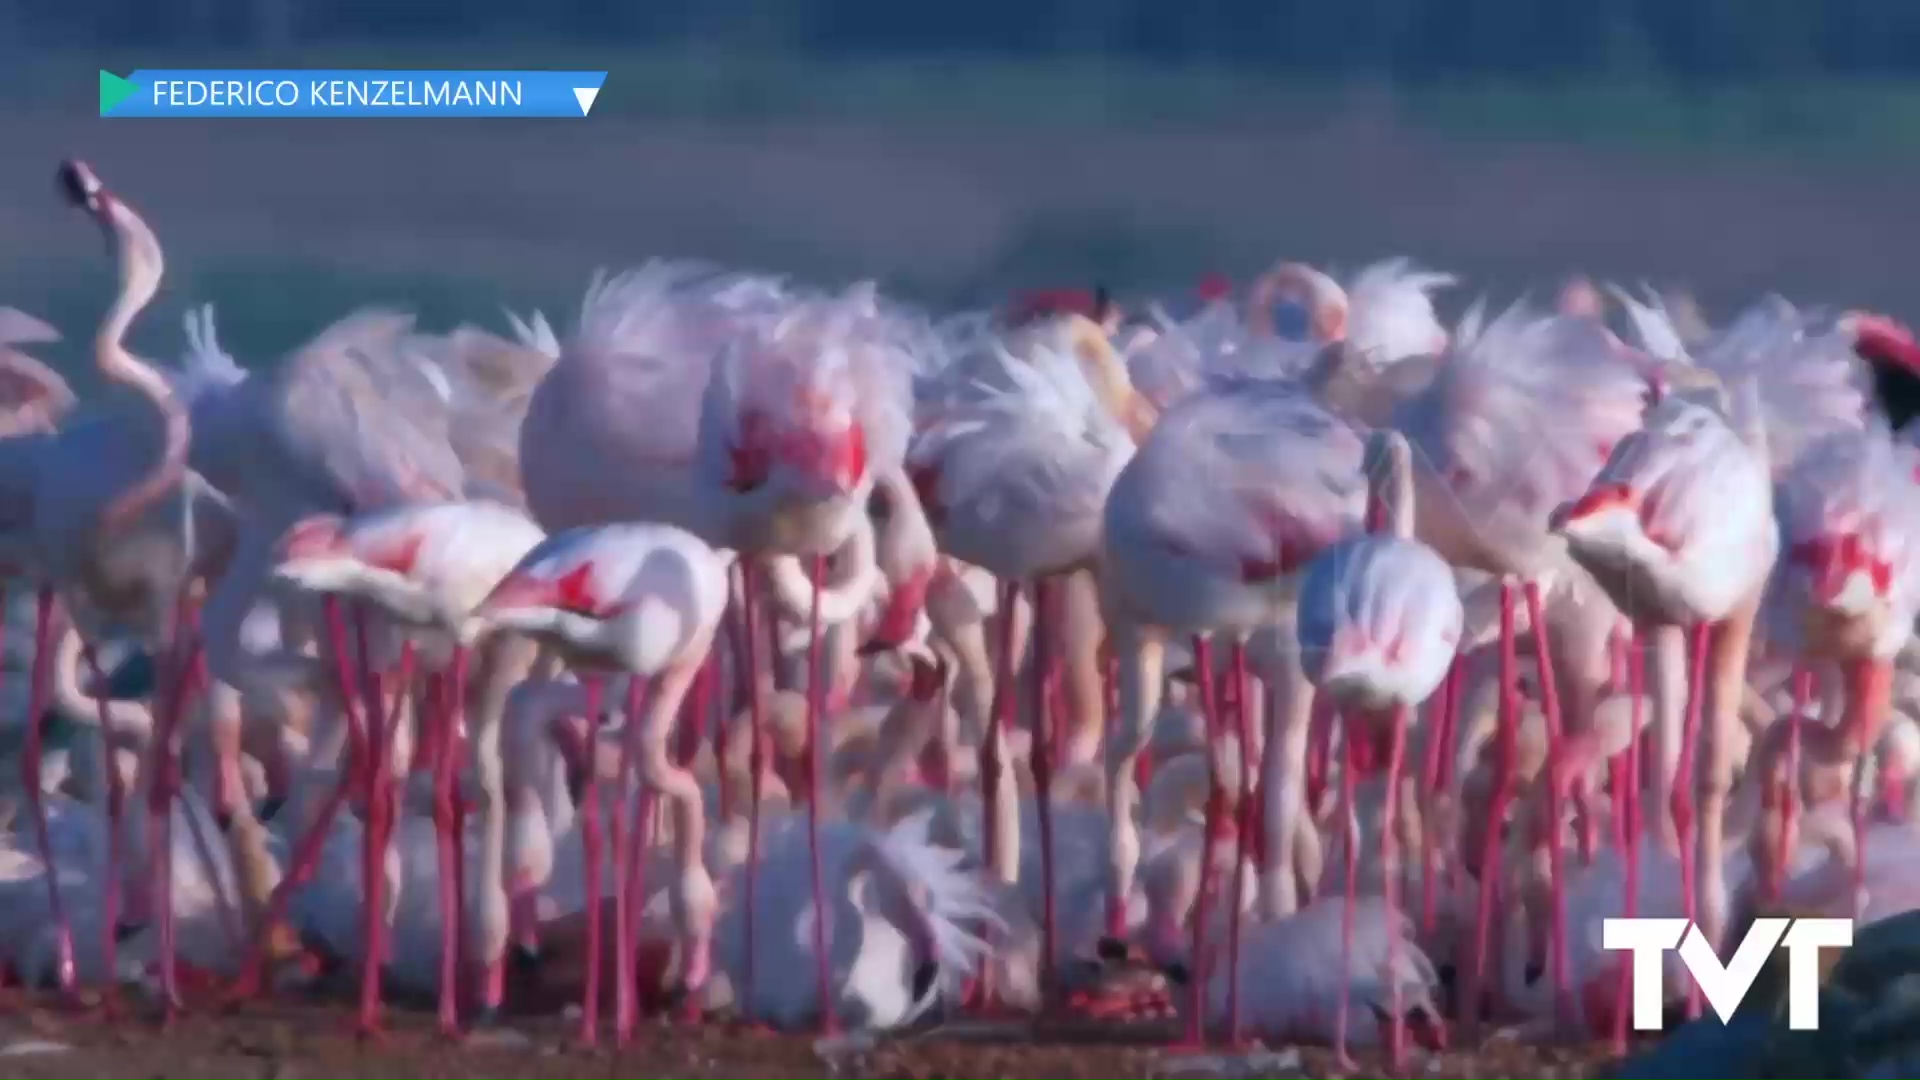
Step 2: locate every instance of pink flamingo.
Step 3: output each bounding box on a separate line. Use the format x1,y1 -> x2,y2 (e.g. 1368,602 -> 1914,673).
1102,378 -> 1365,1043
1296,427 -> 1463,1071
1554,392 -> 1776,1010
37,159 -> 194,998
518,268 -> 921,1033
910,322 -> 1134,1000
265,499 -> 546,1032
1755,423 -> 1920,933
474,522 -> 730,1044
1391,300 -> 1647,1032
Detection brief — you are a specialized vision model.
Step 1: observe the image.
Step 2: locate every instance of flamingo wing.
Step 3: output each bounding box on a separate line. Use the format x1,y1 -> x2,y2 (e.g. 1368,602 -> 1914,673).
262,309 -> 465,515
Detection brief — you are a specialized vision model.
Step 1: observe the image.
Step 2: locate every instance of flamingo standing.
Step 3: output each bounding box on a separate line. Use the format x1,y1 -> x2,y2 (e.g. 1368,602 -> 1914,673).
266,499 -> 546,1031
1296,427 -> 1463,1070
1389,301 -> 1646,1031
1553,391 -> 1777,1021
1102,377 -> 1365,1042
474,522 -> 730,1044
909,322 -> 1134,999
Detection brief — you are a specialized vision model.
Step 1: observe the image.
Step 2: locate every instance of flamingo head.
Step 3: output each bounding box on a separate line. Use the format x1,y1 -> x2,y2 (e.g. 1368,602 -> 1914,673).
1195,273 -> 1234,305
728,401 -> 869,502
859,563 -> 933,656
1254,261 -> 1347,343
57,159 -> 109,225
1557,276 -> 1604,320
1846,311 -> 1920,378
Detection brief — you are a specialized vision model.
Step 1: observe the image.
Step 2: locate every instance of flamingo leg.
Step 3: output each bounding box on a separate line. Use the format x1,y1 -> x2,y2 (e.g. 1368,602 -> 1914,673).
21,586 -> 72,992
150,599 -> 206,1016
432,651 -> 466,1033
1029,578 -> 1059,1003
800,553 -> 834,1034
1464,581 -> 1520,1033
609,676 -> 643,1044
1103,617 -> 1162,948
225,596 -> 368,1002
1771,667 -> 1814,902
79,642 -> 125,996
1185,634 -> 1223,1046
356,630 -> 413,1038
1520,582 -> 1571,1032
1845,658 -> 1894,918
1383,703 -> 1410,1074
739,562 -> 767,1021
1696,598 -> 1759,964
1224,639 -> 1252,1045
640,650 -> 714,1019
1418,657 -> 1457,934
576,676 -> 608,1044
1670,622 -> 1710,1020
1333,712 -> 1359,1071
1257,629 -> 1314,921
1611,635 -> 1646,1056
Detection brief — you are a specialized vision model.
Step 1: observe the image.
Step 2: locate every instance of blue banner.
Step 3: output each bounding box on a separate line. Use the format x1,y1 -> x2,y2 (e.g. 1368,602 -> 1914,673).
98,69 -> 608,118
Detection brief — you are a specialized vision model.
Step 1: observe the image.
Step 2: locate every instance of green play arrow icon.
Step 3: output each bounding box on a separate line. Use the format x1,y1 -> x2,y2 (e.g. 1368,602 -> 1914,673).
98,70 -> 138,115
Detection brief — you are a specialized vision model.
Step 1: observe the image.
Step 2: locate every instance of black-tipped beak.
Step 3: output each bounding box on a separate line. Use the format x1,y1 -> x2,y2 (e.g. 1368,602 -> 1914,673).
911,959 -> 939,1001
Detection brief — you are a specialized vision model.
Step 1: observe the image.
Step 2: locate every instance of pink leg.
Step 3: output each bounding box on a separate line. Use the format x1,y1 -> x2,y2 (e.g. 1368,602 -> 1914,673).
576,676 -> 608,1044
1611,637 -> 1645,1055
1383,705 -> 1410,1074
433,650 -> 469,1033
226,596 -> 371,1002
611,677 -> 644,1044
1184,634 -> 1223,1046
1435,658 -> 1463,900
1029,580 -> 1059,1002
738,565 -> 767,1020
20,586 -> 72,992
355,625 -> 413,1037
80,643 -> 125,995
1224,639 -> 1252,1045
150,599 -> 206,1016
984,579 -> 1020,990
804,553 -> 835,1034
1773,668 -> 1813,901
1464,583 -> 1520,1032
1521,582 -> 1571,1031
1670,623 -> 1710,1020
1418,656 -> 1458,934
1334,713 -> 1359,1070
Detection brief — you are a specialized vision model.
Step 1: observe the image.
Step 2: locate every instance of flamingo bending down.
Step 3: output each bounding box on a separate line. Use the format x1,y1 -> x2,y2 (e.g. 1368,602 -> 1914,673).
1296,427 -> 1463,1070
1554,391 -> 1776,1011
267,499 -> 547,1030
1756,424 -> 1920,929
474,522 -> 730,1044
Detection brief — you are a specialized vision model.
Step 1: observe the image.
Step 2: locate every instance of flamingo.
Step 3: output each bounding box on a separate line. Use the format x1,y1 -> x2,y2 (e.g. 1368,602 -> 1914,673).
1756,423 -> 1920,931
1102,376 -> 1365,1042
265,499 -> 546,1031
909,321 -> 1134,1000
472,522 -> 730,1044
31,158 -> 200,999
1296,427 -> 1464,1070
1390,300 -> 1647,1032
519,268 -> 922,1033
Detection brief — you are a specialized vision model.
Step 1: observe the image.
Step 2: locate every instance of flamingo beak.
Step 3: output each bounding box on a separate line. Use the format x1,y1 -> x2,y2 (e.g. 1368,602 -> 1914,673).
859,567 -> 932,656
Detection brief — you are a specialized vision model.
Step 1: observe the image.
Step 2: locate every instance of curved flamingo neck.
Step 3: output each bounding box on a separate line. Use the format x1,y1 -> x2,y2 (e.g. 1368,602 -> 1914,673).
1365,430 -> 1415,539
95,197 -> 189,535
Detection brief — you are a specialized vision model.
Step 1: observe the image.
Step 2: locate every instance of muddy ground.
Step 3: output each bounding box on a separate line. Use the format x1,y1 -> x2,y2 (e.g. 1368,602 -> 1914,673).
0,991 -> 1619,1080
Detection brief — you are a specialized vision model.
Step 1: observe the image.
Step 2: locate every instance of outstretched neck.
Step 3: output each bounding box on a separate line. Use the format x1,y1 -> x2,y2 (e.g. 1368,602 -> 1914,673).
95,198 -> 189,535
1365,429 -> 1415,539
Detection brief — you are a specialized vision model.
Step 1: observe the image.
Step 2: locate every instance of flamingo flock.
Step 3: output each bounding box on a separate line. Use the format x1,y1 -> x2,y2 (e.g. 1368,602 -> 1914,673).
11,158 -> 1920,1072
